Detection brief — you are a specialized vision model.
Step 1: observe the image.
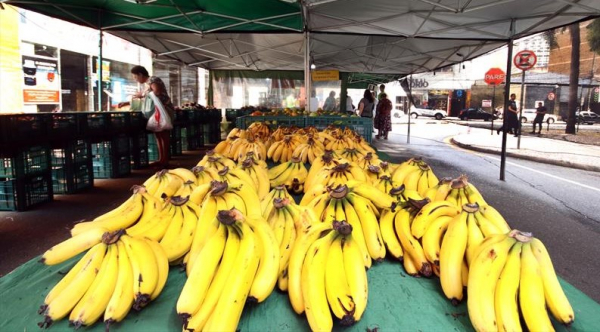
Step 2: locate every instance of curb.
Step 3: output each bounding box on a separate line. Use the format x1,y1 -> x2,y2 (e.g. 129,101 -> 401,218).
450,138 -> 600,173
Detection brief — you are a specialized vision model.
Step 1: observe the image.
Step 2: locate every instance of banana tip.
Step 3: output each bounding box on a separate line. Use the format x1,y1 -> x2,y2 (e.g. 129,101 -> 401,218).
37,316 -> 53,329
340,315 -> 356,326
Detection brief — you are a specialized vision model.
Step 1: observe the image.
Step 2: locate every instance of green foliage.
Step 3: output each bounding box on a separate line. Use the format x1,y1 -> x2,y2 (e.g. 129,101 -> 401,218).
586,18 -> 600,54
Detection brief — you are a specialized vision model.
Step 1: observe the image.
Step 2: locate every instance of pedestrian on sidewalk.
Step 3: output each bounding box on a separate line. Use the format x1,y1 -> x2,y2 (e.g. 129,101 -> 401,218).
374,93 -> 392,140
531,101 -> 547,135
497,93 -> 519,136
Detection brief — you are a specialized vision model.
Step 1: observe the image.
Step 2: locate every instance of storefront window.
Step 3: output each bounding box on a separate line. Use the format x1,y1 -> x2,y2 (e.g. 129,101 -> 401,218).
60,50 -> 89,112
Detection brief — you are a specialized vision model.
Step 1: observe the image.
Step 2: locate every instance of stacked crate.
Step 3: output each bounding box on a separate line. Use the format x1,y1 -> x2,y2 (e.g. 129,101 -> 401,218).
91,134 -> 131,179
51,139 -> 93,194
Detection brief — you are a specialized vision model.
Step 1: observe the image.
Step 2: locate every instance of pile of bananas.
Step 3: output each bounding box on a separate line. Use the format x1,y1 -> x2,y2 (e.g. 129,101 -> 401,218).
38,230 -> 168,329
34,123 -> 577,332
468,230 -> 574,332
288,221 -> 368,331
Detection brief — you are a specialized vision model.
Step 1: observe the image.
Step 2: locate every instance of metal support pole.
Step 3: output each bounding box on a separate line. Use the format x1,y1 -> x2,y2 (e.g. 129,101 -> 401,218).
98,29 -> 103,112
304,31 -> 311,112
586,53 -> 596,112
500,39 -> 514,181
491,84 -> 496,135
517,70 -> 525,149
407,75 -> 412,144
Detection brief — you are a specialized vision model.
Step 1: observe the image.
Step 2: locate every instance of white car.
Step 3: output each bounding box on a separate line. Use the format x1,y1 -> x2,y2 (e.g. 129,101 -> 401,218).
409,105 -> 447,120
520,109 -> 557,124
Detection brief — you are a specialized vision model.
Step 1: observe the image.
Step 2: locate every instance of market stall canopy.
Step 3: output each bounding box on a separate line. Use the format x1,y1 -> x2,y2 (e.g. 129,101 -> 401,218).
5,0 -> 600,74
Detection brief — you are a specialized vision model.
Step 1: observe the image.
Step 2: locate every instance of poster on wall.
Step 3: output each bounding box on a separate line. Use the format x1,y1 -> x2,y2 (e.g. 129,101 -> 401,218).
22,55 -> 60,104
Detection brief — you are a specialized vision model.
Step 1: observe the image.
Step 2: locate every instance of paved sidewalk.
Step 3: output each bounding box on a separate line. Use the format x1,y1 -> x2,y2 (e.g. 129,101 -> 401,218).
451,132 -> 600,172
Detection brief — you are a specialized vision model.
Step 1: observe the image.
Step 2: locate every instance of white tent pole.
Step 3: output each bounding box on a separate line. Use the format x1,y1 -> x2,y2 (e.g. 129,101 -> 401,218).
305,31 -> 311,112
98,29 -> 103,112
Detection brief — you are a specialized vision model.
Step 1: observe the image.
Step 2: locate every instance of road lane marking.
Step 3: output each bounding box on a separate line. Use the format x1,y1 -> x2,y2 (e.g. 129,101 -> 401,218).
444,137 -> 600,194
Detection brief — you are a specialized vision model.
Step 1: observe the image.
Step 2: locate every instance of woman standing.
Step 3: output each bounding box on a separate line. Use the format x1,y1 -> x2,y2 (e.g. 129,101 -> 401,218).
357,89 -> 375,118
118,66 -> 175,168
374,93 -> 392,139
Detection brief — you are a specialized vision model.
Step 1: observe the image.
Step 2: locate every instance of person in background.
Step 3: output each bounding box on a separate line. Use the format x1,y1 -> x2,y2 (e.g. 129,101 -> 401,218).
531,101 -> 547,135
497,93 -> 519,137
374,93 -> 392,139
378,84 -> 386,100
118,65 -> 175,168
323,91 -> 337,111
357,89 -> 375,118
345,94 -> 355,114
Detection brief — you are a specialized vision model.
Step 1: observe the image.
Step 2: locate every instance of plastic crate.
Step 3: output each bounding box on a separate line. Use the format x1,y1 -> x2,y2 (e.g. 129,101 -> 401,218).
130,133 -> 149,169
0,146 -> 51,178
52,161 -> 93,194
48,113 -> 79,141
108,112 -> 131,134
129,112 -> 146,134
0,114 -> 48,147
0,173 -> 53,211
51,139 -> 91,168
92,135 -> 130,157
225,109 -> 237,122
147,134 -> 159,163
183,125 -> 202,150
236,115 -> 305,130
93,154 -> 131,179
305,116 -> 373,143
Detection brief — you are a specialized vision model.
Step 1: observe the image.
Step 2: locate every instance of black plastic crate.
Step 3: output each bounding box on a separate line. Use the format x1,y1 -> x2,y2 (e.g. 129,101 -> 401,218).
93,154 -> 131,179
129,112 -> 146,134
0,114 -> 49,147
91,135 -> 130,157
48,113 -> 79,141
52,161 -> 93,194
0,173 -> 53,211
170,139 -> 183,157
108,112 -> 131,134
52,139 -> 91,167
85,113 -> 110,139
147,134 -> 159,163
0,146 -> 51,178
130,133 -> 149,169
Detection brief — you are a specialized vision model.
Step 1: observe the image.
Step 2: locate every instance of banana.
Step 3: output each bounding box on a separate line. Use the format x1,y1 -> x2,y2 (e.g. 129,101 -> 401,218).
465,213 -> 485,266
494,242 -> 523,332
325,234 -> 356,323
69,243 -> 118,328
439,212 -> 468,305
520,242 -> 555,332
479,204 -> 511,234
278,208 -> 297,277
394,207 -> 432,277
104,241 -> 134,329
379,209 -> 404,261
144,238 -> 169,301
41,227 -> 108,265
530,238 -> 574,325
467,235 -> 516,332
160,204 -> 197,263
39,243 -> 107,328
121,235 -> 158,310
302,230 -> 336,332
464,183 -> 487,206
203,221 -> 260,332
245,215 -> 280,303
422,215 -> 453,266
185,226 -> 240,332
168,168 -> 197,184
343,232 -> 369,323
346,193 -> 386,261
71,192 -> 144,236
341,198 -> 372,268
347,180 -> 395,210
288,223 -> 333,314
411,201 -> 460,239
189,182 -> 212,206
177,222 -> 226,320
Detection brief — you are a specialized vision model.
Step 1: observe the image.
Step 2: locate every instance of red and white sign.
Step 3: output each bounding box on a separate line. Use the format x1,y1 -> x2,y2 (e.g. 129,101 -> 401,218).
514,50 -> 537,71
547,92 -> 555,101
484,68 -> 505,85
482,100 -> 492,107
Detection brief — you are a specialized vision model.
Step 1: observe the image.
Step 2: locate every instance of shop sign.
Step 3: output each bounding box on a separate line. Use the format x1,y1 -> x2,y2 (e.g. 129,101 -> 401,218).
429,90 -> 449,95
409,78 -> 429,89
311,70 -> 339,81
22,55 -> 60,104
482,100 -> 492,107
94,59 -> 111,82
514,50 -> 537,71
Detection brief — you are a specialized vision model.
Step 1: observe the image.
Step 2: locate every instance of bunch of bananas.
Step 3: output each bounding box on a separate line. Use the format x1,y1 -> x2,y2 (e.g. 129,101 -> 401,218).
260,185 -> 294,217
287,221 -> 368,331
191,165 -> 219,185
325,134 -> 354,151
263,198 -> 313,290
468,230 -> 574,331
338,147 -> 366,163
439,203 -> 511,305
267,135 -> 305,163
214,129 -> 246,156
267,156 -> 308,194
38,231 -> 168,329
238,156 -> 270,199
433,175 -> 487,207
292,134 -> 325,164
197,150 -> 236,170
247,122 -> 271,141
227,135 -> 267,161
216,166 -> 257,192
391,158 -> 439,197
356,151 -> 380,170
305,162 -> 367,191
422,177 -> 453,201
177,208 -> 279,331
303,182 -> 395,266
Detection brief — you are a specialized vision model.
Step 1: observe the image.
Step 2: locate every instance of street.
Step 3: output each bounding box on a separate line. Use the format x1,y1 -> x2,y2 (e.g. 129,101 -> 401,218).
375,119 -> 600,303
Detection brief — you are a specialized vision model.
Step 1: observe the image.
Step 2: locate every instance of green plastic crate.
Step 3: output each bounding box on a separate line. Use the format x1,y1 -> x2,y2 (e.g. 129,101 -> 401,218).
305,116 -> 373,143
0,173 -> 53,211
92,154 -> 131,179
52,161 -> 93,194
236,115 -> 305,130
147,134 -> 159,163
0,146 -> 51,179
130,133 -> 149,169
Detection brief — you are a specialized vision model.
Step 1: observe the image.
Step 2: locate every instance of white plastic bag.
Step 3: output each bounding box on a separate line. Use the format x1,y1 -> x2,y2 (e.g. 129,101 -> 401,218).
146,92 -> 173,132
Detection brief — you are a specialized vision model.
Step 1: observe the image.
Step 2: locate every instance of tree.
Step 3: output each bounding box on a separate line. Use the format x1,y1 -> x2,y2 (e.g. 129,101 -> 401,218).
566,23 -> 579,134
586,18 -> 600,54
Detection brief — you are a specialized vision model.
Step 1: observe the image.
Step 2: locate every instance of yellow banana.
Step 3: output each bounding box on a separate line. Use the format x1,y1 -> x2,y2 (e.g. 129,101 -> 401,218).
347,194 -> 386,261
42,227 -> 108,265
342,198 -> 372,268
104,241 -> 134,329
121,235 -> 158,310
520,242 -> 555,332
245,215 -> 280,303
144,238 -> 169,301
325,234 -> 356,323
495,242 -> 523,332
394,207 -> 432,277
343,232 -> 369,323
422,215 -> 453,266
439,212 -> 468,305
379,209 -> 404,261
411,201 -> 460,239
465,213 -> 485,266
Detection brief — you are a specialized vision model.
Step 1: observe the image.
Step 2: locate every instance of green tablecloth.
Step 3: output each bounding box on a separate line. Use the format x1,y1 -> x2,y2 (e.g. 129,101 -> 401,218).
1,253 -> 599,331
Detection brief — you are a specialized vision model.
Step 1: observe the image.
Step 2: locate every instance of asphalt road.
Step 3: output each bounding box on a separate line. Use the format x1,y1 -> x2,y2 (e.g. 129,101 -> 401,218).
375,120 -> 600,303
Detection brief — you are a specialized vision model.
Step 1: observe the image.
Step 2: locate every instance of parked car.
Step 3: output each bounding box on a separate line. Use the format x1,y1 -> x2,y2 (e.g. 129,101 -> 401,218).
520,109 -> 557,124
409,105 -> 447,120
576,111 -> 599,125
459,108 -> 497,121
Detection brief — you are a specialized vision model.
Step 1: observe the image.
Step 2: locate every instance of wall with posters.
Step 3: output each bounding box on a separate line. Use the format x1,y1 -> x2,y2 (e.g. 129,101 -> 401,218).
0,8 -> 23,113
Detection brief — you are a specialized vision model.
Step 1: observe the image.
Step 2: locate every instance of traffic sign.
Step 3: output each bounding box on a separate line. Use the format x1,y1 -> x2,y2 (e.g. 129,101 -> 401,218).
514,50 -> 537,71
484,68 -> 505,85
547,92 -> 555,101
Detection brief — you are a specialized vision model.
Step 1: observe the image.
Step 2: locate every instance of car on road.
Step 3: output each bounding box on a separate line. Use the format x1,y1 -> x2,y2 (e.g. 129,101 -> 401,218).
520,109 -> 557,124
576,111 -> 599,125
410,105 -> 447,120
459,108 -> 497,121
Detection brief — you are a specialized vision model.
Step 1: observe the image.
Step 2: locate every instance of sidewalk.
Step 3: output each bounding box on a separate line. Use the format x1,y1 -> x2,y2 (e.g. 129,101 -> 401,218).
451,132 -> 600,172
